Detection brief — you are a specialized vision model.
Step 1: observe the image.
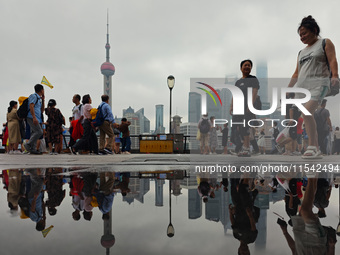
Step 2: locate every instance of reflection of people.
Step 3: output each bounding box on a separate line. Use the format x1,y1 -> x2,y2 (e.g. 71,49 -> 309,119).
284,179 -> 301,226
45,168 -> 66,216
278,176 -> 336,255
7,170 -> 22,211
314,177 -> 332,218
197,173 -> 217,203
230,60 -> 260,157
27,169 -> 46,231
288,16 -> 339,159
94,172 -> 115,219
70,174 -> 85,221
229,175 -> 260,255
81,172 -> 98,221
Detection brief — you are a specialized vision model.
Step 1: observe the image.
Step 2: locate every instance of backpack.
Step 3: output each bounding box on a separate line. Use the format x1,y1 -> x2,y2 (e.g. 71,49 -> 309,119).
92,104 -> 106,127
273,127 -> 280,139
199,118 -> 210,134
17,95 -> 39,119
314,108 -> 328,133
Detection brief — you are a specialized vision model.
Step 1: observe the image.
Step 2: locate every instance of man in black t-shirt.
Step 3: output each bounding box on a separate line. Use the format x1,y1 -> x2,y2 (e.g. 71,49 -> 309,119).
230,60 -> 260,157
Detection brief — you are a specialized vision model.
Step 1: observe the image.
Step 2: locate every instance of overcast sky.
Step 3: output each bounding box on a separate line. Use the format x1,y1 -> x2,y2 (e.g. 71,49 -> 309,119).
1,0 -> 340,130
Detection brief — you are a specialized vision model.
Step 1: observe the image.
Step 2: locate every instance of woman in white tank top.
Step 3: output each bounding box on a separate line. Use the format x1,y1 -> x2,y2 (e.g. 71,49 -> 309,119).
287,15 -> 339,159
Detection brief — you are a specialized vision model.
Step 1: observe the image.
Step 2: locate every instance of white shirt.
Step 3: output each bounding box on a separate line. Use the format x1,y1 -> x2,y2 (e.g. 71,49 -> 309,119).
72,104 -> 83,121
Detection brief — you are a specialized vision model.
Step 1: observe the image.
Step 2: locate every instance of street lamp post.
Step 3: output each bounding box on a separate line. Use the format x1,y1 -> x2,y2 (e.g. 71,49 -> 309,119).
167,179 -> 174,237
167,75 -> 175,134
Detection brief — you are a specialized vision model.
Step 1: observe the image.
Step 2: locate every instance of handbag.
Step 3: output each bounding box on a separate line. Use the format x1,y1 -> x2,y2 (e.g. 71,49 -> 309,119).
322,39 -> 340,97
113,128 -> 120,135
196,129 -> 201,140
276,127 -> 290,144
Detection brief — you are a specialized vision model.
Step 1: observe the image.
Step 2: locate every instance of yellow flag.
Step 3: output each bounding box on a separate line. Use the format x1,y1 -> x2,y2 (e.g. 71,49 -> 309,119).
42,225 -> 54,238
41,76 -> 53,89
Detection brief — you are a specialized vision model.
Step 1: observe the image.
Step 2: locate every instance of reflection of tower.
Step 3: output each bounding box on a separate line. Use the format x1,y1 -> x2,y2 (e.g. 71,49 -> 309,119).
101,211 -> 115,255
220,185 -> 231,235
255,209 -> 267,251
155,179 -> 165,206
188,189 -> 202,219
205,189 -> 220,222
100,12 -> 115,107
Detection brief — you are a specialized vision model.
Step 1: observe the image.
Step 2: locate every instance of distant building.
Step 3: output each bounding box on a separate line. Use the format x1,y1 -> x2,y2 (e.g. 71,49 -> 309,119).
256,61 -> 268,103
171,115 -> 182,134
122,106 -> 151,148
100,17 -> 115,107
155,104 -> 165,134
122,176 -> 150,205
207,89 -> 222,119
188,92 -> 201,123
180,122 -> 199,150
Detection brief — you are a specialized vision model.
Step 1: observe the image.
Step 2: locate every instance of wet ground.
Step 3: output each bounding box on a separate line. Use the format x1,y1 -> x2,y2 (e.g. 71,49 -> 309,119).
0,158 -> 340,255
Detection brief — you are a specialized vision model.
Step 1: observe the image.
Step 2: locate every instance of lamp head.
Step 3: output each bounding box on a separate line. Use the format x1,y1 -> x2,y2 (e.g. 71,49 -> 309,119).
167,75 -> 175,89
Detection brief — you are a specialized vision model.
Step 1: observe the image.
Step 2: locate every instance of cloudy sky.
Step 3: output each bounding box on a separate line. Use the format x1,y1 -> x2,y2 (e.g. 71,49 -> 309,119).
1,0 -> 340,130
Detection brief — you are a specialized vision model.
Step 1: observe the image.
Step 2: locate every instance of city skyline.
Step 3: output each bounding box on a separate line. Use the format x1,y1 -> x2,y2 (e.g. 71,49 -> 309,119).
2,2 -> 340,130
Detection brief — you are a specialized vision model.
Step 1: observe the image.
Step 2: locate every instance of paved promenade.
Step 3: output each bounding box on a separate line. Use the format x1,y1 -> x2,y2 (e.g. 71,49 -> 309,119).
1,153 -> 340,173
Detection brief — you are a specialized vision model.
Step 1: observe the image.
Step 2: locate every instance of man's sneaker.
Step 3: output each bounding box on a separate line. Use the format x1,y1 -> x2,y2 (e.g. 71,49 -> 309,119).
124,151 -> 131,155
23,141 -> 31,152
104,148 -> 113,155
238,149 -> 251,157
29,150 -> 42,155
70,147 -> 77,155
291,151 -> 301,156
99,150 -> 107,155
229,150 -> 238,156
252,151 -> 261,156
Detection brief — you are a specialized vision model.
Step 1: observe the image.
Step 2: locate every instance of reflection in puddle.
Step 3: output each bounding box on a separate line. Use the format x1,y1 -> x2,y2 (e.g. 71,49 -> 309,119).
1,168 -> 340,254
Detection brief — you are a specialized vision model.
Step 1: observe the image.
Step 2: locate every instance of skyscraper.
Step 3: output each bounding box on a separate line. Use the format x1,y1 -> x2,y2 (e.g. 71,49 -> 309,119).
207,89 -> 222,119
100,12 -> 115,107
188,92 -> 201,123
122,106 -> 151,148
256,61 -> 268,104
155,104 -> 165,134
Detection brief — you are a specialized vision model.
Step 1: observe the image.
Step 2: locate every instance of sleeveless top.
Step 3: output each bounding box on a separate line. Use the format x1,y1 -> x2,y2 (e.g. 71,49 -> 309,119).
296,38 -> 330,90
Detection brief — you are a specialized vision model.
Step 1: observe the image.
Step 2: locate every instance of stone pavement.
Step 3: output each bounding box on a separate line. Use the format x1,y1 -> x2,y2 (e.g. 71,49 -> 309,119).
1,152 -> 340,173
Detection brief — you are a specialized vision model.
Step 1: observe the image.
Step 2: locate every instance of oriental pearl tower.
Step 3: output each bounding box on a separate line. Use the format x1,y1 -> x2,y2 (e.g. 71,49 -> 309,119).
100,13 -> 115,107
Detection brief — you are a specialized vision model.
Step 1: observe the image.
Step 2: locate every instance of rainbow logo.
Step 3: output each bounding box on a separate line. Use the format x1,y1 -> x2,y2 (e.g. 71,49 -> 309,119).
196,82 -> 222,106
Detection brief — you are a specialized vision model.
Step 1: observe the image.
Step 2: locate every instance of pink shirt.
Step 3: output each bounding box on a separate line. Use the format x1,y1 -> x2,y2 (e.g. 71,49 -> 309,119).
83,104 -> 93,120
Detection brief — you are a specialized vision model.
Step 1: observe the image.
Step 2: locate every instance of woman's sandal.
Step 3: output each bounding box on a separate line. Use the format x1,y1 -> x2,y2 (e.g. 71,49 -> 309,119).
301,146 -> 323,159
